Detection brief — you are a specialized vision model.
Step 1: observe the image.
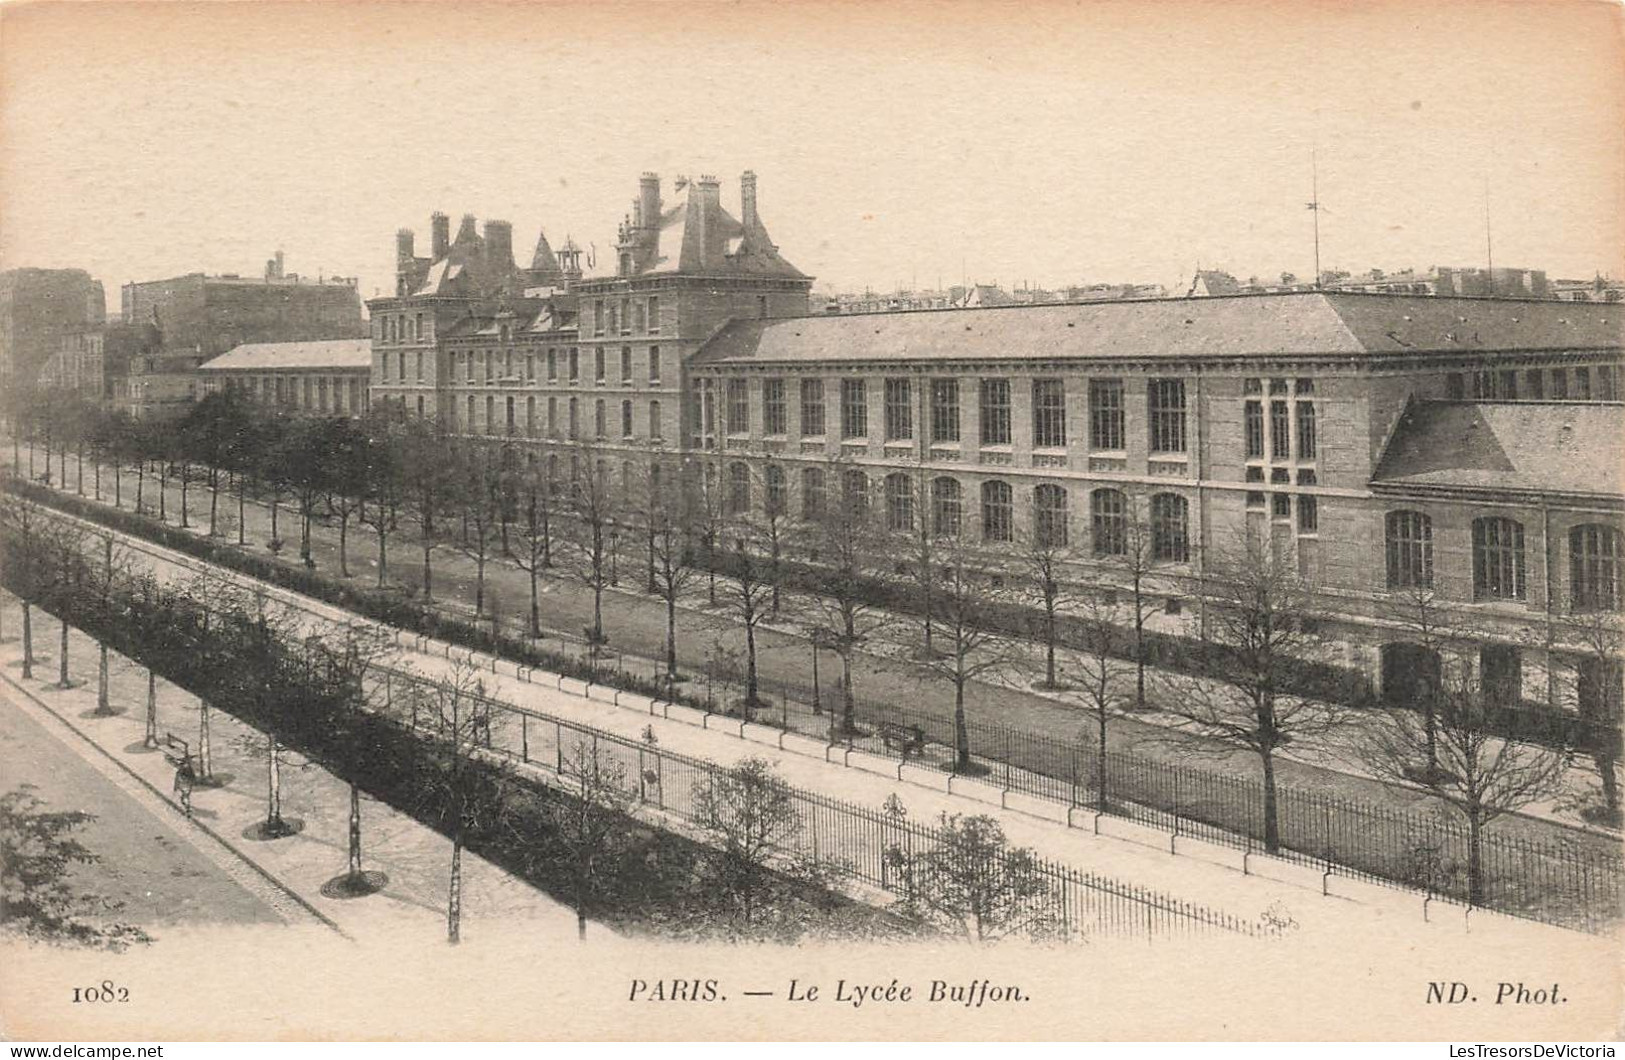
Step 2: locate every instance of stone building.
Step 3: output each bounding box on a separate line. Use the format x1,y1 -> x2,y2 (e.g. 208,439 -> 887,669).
0,267 -> 106,392
197,338 -> 373,417
685,292 -> 1624,711
121,252 -> 366,362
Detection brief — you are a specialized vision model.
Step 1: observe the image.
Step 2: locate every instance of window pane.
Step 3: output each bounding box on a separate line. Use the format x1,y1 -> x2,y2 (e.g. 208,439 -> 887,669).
1032,378 -> 1066,448
1089,379 -> 1124,450
980,379 -> 1011,445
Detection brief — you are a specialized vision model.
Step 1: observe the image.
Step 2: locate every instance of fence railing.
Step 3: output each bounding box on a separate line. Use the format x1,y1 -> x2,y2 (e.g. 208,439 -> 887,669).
365,662 -> 1279,942
8,469 -> 1619,936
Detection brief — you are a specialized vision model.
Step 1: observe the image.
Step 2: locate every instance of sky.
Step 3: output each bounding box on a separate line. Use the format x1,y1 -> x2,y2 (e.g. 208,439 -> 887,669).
2,0 -> 1622,314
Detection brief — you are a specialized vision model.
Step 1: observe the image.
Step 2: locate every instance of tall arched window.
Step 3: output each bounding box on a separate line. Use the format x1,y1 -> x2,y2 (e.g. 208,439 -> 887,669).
1091,488 -> 1127,557
764,464 -> 787,517
843,469 -> 870,512
1150,493 -> 1189,562
981,480 -> 1013,543
726,462 -> 751,515
1570,523 -> 1622,611
1472,516 -> 1526,601
1385,510 -> 1433,589
802,467 -> 826,520
931,477 -> 961,538
1034,484 -> 1069,548
885,473 -> 914,532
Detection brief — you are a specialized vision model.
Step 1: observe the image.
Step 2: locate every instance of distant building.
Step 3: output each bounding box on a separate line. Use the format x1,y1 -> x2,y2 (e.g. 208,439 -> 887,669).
125,352 -> 205,420
1186,270 -> 1241,297
37,326 -> 108,401
0,268 -> 106,393
120,251 -> 366,363
198,338 -> 373,417
1551,276 -> 1625,303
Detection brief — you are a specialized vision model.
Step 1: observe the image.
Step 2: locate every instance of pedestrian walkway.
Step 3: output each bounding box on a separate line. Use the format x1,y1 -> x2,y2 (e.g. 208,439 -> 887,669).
28,516 -> 1597,949
0,605 -> 583,948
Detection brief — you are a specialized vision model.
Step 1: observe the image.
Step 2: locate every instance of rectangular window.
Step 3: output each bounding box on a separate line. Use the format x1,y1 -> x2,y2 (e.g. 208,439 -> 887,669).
1269,400 -> 1290,459
415,351 -> 424,382
1601,366 -> 1619,401
524,353 -> 534,381
1525,368 -> 1544,399
1446,373 -> 1465,400
1296,401 -> 1317,460
726,378 -> 750,434
621,347 -> 632,385
484,352 -> 493,383
619,298 -> 631,334
884,378 -> 913,441
622,400 -> 634,438
1088,379 -> 1124,450
841,379 -> 868,439
547,349 -> 557,381
1473,371 -> 1494,400
801,379 -> 826,437
647,296 -> 660,333
595,349 -> 606,384
1148,379 -> 1186,453
1297,495 -> 1318,533
1244,400 -> 1264,459
979,378 -> 1011,445
548,397 -> 557,436
763,378 -> 787,435
1551,368 -> 1569,399
1271,493 -> 1291,519
929,379 -> 960,443
649,346 -> 661,384
1576,367 -> 1593,400
1499,369 -> 1518,400
569,348 -> 579,382
594,300 -> 604,336
1032,378 -> 1066,448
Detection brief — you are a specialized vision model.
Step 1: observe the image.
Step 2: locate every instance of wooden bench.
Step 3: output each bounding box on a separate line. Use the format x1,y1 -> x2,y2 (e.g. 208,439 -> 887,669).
877,721 -> 926,759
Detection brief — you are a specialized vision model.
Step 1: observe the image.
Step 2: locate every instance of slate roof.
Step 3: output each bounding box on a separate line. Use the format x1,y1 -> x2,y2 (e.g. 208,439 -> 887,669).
1372,401 -> 1624,498
199,339 -> 373,372
691,292 -> 1625,367
636,178 -> 805,279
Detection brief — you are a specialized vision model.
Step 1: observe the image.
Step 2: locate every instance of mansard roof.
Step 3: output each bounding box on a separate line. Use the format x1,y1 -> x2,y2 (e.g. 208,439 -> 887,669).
633,177 -> 805,279
692,292 -> 1624,368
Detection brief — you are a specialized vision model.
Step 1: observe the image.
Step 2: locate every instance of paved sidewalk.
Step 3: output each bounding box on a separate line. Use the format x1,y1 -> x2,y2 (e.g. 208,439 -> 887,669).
39,516 -> 1595,948
0,606 -> 583,948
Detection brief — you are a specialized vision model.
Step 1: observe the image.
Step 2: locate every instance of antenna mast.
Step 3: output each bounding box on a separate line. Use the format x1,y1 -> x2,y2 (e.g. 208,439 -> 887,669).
1484,175 -> 1494,276
1307,149 -> 1322,289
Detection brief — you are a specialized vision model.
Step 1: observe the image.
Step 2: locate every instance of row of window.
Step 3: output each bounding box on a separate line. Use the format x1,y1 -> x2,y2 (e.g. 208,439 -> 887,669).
1242,378 -> 1317,463
379,313 -> 427,344
222,374 -> 368,415
591,295 -> 661,337
1447,365 -> 1621,402
388,346 -> 667,388
1385,510 -> 1620,610
714,464 -> 1193,561
703,376 -> 1193,454
455,393 -> 667,443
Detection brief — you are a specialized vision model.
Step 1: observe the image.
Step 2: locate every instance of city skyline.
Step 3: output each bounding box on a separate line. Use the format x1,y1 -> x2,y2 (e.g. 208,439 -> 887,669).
2,1 -> 1622,314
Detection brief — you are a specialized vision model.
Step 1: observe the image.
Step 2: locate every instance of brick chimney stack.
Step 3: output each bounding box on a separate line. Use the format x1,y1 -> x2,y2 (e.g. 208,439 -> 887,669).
639,172 -> 660,233
396,228 -> 415,262
431,212 -> 450,259
484,220 -> 514,271
456,213 -> 479,244
740,170 -> 758,229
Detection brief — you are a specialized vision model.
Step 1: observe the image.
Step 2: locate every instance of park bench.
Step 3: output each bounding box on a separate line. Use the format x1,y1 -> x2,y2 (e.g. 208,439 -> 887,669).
877,721 -> 926,759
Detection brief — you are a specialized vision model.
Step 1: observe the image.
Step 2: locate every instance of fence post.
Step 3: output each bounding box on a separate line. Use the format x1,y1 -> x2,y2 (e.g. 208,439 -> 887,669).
521,714 -> 528,762
556,721 -> 563,772
656,755 -> 665,811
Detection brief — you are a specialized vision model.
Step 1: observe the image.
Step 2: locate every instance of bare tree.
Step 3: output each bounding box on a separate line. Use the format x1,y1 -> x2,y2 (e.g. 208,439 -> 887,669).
542,734 -> 635,939
1016,489 -> 1077,690
1096,501 -> 1163,712
0,492 -> 53,679
508,453 -> 557,639
399,416 -> 455,599
802,470 -> 893,737
903,530 -> 1023,774
1378,580 -> 1471,784
1157,541 -> 1345,854
1363,671 -> 1568,906
358,407 -> 405,587
559,448 -> 620,659
453,442 -> 505,618
1056,589 -> 1128,810
640,458 -> 693,689
716,512 -> 775,720
320,417 -> 371,578
883,809 -> 1056,942
1552,607 -> 1623,827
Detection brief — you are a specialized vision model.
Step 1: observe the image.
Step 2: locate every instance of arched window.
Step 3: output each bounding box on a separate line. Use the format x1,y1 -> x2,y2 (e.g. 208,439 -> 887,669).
1034,484 -> 1069,549
1570,523 -> 1621,611
1472,516 -> 1526,601
726,462 -> 751,515
1385,510 -> 1433,589
802,467 -> 826,520
648,400 -> 663,441
843,469 -> 870,512
931,477 -> 961,538
885,473 -> 914,532
981,480 -> 1013,543
1091,488 -> 1127,557
765,464 -> 787,517
1150,493 -> 1189,562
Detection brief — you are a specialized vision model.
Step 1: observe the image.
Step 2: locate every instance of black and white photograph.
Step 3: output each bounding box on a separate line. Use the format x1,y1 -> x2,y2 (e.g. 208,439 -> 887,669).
0,0 -> 1619,1045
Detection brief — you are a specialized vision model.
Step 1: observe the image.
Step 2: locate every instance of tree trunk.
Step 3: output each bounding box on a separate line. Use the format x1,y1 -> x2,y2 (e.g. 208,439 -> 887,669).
377,521 -> 389,586
339,516 -> 350,577
591,583 -> 603,647
953,675 -> 971,770
197,698 -> 213,779
475,549 -> 486,615
744,619 -> 758,717
208,474 -> 219,536
1044,598 -> 1057,688
96,644 -> 110,715
529,558 -> 540,639
1097,704 -> 1109,812
135,463 -> 144,513
647,528 -> 656,595
158,467 -> 166,521
347,782 -> 363,876
114,462 -> 121,508
270,498 -> 280,542
237,479 -> 246,546
179,469 -> 189,527
1260,745 -> 1281,854
665,591 -> 678,681
300,508 -> 312,567
1134,608 -> 1147,711
93,455 -> 101,500
266,735 -> 284,831
145,670 -> 159,748
1466,810 -> 1485,907
447,835 -> 463,944
422,527 -> 433,600
840,652 -> 858,736
58,616 -> 69,687
21,601 -> 33,679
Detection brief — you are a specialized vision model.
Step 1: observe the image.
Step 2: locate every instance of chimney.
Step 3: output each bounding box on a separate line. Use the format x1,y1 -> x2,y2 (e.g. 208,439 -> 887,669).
275,249 -> 285,279
456,213 -> 479,244
396,228 -> 415,262
740,170 -> 758,229
639,172 -> 660,232
431,212 -> 450,259
484,220 -> 514,272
